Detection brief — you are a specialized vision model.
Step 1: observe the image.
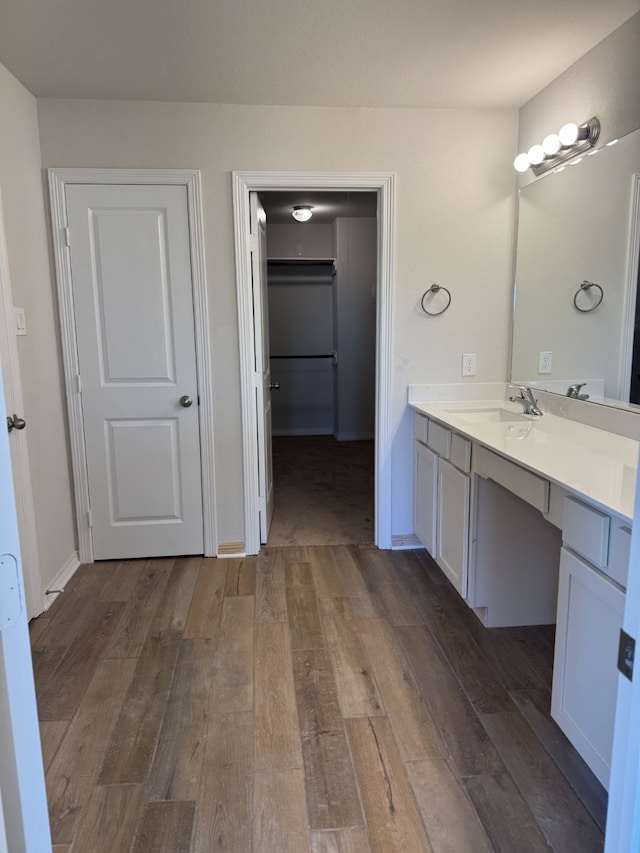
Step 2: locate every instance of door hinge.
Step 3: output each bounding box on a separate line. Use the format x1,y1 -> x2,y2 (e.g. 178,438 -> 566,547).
618,628 -> 635,681
64,227 -> 71,248
86,509 -> 93,529
249,232 -> 258,253
0,553 -> 23,629
76,374 -> 82,394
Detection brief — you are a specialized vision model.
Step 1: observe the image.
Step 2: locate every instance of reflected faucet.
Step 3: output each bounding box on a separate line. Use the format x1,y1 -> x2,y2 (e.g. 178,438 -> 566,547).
508,385 -> 543,417
566,382 -> 590,400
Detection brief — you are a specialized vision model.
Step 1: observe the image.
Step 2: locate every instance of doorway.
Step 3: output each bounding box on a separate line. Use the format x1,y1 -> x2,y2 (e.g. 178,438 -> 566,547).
232,171 -> 395,555
260,190 -> 377,546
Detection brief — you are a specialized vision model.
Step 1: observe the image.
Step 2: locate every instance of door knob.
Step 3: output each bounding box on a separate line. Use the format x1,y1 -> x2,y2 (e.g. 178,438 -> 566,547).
6,414 -> 26,433
269,382 -> 281,390
179,395 -> 193,408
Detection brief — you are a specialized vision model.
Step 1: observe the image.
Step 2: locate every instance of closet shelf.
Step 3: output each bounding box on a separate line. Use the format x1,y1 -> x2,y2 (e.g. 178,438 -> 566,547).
267,258 -> 336,277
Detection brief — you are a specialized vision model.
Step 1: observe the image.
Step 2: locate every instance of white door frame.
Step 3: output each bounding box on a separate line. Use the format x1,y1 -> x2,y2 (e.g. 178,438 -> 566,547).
48,168 -> 217,563
232,171 -> 395,555
0,188 -> 42,618
619,174 -> 640,402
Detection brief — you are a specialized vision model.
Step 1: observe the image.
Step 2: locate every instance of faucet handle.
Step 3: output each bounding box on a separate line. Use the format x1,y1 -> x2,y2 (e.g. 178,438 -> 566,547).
566,382 -> 586,398
507,383 -> 528,396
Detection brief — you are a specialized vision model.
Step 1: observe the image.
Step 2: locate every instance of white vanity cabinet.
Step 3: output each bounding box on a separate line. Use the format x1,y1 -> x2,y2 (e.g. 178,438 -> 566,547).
436,457 -> 470,595
552,496 -> 629,790
410,398 -> 637,793
413,413 -> 471,596
414,439 -> 438,555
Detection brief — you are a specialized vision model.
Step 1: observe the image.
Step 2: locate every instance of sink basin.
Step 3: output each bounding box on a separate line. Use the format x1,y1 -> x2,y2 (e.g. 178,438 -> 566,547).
453,407 -> 531,424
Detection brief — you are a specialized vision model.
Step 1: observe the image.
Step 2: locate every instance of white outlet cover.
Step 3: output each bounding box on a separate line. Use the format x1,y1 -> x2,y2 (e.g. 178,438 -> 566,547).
462,353 -> 477,376
538,351 -> 552,373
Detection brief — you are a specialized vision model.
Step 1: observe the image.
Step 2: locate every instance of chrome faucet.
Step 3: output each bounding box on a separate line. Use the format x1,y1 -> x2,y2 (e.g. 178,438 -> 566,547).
566,382 -> 589,400
508,385 -> 543,417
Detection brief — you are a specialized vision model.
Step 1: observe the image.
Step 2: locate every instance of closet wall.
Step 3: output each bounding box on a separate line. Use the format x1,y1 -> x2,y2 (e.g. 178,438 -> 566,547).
266,217 -> 376,439
334,217 -> 376,440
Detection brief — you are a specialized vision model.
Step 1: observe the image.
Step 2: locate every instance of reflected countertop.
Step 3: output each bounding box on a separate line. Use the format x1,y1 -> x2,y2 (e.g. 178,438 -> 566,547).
410,399 -> 639,524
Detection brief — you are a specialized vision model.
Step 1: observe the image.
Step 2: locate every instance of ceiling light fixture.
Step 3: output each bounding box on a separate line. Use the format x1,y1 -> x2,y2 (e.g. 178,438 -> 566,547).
292,205 -> 313,222
513,117 -> 600,175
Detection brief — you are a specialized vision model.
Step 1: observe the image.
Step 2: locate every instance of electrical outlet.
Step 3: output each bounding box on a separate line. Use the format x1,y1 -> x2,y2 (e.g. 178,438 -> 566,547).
462,353 -> 476,376
538,351 -> 552,374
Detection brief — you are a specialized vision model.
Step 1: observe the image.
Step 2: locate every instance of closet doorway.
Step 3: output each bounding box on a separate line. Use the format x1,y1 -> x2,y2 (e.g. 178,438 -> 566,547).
232,172 -> 395,555
261,191 -> 376,546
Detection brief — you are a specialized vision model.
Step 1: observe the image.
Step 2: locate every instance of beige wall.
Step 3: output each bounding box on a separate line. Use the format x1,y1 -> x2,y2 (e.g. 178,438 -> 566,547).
0,64 -> 76,590
518,11 -> 640,187
37,101 -> 518,539
267,223 -> 334,258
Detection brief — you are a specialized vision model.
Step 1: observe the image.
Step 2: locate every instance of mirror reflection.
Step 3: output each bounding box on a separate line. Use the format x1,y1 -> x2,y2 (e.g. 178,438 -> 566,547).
511,126 -> 640,409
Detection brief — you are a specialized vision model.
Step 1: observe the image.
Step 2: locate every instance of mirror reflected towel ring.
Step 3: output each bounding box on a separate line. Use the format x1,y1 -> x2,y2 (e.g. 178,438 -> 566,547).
421,283 -> 451,316
573,280 -> 604,313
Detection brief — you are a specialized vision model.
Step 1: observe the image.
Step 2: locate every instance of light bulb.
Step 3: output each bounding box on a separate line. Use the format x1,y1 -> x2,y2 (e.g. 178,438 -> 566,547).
542,133 -> 561,156
513,153 -> 530,173
527,144 -> 545,166
559,122 -> 579,146
292,206 -> 313,222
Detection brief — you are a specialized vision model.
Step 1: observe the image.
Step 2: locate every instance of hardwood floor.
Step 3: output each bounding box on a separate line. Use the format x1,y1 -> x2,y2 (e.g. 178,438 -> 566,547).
30,546 -> 606,852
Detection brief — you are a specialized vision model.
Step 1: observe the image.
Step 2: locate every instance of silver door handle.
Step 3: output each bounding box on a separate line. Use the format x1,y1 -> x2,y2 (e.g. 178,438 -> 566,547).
269,382 -> 281,390
179,395 -> 193,408
7,414 -> 26,433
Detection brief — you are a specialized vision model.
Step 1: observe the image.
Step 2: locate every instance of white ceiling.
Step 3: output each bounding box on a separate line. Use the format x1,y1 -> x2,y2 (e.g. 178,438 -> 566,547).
261,191 -> 377,224
0,0 -> 638,109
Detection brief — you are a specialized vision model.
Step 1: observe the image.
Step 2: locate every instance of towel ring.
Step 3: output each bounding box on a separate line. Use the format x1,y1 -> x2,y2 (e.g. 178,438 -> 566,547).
573,280 -> 604,313
421,284 -> 451,316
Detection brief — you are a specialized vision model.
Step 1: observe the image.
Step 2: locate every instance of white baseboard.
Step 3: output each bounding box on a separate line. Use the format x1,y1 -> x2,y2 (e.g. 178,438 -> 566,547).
41,550 -> 81,612
391,533 -> 422,550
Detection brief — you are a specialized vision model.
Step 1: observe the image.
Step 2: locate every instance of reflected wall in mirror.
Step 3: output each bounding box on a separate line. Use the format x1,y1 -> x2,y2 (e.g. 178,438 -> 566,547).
511,126 -> 640,409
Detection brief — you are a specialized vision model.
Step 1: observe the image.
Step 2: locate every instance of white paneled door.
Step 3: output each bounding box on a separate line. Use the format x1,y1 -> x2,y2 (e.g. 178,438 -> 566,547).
250,192 -> 274,542
66,184 -> 203,559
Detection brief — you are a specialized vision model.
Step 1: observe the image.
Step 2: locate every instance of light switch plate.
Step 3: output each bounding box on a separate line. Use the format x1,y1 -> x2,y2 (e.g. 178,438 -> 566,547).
14,307 -> 26,336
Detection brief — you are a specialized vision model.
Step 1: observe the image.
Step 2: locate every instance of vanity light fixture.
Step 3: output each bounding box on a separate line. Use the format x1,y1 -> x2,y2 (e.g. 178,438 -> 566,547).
514,117 -> 601,175
292,205 -> 313,222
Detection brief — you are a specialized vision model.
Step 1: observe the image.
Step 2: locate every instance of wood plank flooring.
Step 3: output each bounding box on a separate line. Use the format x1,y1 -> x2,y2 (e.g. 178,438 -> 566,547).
30,546 -> 606,852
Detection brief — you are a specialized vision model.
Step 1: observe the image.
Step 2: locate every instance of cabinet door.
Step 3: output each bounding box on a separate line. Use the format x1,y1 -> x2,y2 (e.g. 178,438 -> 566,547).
552,547 -> 625,790
414,441 -> 438,556
436,458 -> 470,597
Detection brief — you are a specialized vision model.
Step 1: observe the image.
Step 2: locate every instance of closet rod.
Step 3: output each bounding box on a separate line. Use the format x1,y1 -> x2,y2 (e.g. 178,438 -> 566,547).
267,257 -> 336,266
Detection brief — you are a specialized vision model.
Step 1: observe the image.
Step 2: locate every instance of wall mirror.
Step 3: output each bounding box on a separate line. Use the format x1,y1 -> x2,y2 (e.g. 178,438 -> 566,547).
511,125 -> 640,410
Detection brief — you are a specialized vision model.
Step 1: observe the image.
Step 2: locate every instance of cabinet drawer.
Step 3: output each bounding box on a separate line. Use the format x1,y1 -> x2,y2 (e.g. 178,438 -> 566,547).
563,496 -> 609,570
427,421 -> 451,458
450,433 -> 471,473
609,521 -> 631,589
413,413 -> 429,444
474,445 -> 549,513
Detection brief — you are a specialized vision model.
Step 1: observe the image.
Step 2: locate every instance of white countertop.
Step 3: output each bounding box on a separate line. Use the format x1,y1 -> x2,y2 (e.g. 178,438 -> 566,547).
410,399 -> 640,524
